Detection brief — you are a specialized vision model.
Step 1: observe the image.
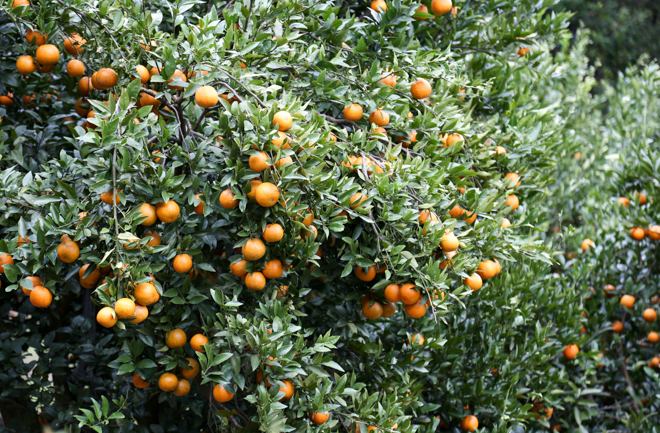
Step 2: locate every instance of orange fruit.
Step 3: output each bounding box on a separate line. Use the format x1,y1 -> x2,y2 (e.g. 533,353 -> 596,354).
369,109 -> 390,127
643,308 -> 657,322
158,373 -> 179,392
190,334 -> 208,352
35,44 -> 60,65
440,232 -> 459,252
505,172 -> 521,187
114,298 -> 136,319
16,56 -> 37,75
431,0 -> 452,15
263,224 -> 284,242
648,332 -> 659,343
230,259 -> 249,278
97,306 -> 117,328
648,225 -> 660,241
243,238 -> 266,261
309,412 -> 330,425
156,200 -> 180,223
518,47 -> 530,57
79,264 -> 101,289
30,286 -> 52,308
477,260 -> 498,280
399,283 -> 420,305
501,218 -> 511,229
362,300 -> 383,319
245,272 -> 267,290
134,282 -> 160,306
74,98 -> 89,117
144,230 -> 162,247
195,86 -> 219,108
0,253 -> 14,273
139,92 -> 160,108
255,182 -> 280,207
620,294 -> 635,309
414,4 -> 429,19
181,358 -> 200,379
25,29 -> 47,45
172,378 -> 190,396
57,239 -> 80,263
130,304 -> 149,324
382,302 -> 396,317
506,194 -> 519,210
449,204 -> 464,218
355,265 -> 376,282
439,250 -> 457,269
496,146 -> 506,155
409,333 -> 425,346
274,156 -> 292,170
135,65 -> 150,83
213,384 -> 234,402
562,344 -> 579,360
611,320 -> 624,333
249,152 -> 270,172
173,254 -> 193,273
66,59 -> 85,77
384,284 -> 401,303
370,0 -> 386,12
344,104 -> 363,121
262,259 -> 284,279
380,71 -> 397,87
350,192 -> 368,209
247,180 -> 264,200
410,79 -> 432,99
220,189 -> 239,208
581,238 -> 594,250
630,227 -> 645,241
64,33 -> 86,55
136,203 -> 157,226
460,415 -> 478,432
0,93 -> 13,106
166,328 -> 187,349
652,357 -> 660,368
78,76 -> 94,96
167,69 -> 187,90
193,194 -> 205,215
618,196 -> 630,207
634,192 -> 647,205
464,273 -> 483,291
273,111 -> 293,131
404,299 -> 427,319
271,131 -> 291,149
21,276 -> 42,295
132,374 -> 150,389
101,190 -> 121,205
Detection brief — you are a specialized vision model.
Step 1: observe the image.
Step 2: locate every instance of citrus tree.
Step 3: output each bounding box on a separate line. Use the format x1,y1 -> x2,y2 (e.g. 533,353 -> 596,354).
0,0 -> 588,431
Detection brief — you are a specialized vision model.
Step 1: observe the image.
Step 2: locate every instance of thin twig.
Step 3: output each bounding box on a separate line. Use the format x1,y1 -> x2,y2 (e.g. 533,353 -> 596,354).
215,67 -> 266,107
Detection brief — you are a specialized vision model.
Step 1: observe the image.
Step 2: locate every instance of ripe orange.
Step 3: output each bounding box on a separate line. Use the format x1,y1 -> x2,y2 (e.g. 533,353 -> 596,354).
562,344 -> 579,360
79,264 -> 101,289
273,111 -> 293,131
630,227 -> 645,241
74,98 -> 89,117
138,203 -> 157,226
193,194 -> 205,215
262,259 -> 284,279
167,69 -> 187,90
0,253 -> 14,273
518,47 -> 530,57
362,300 -> 383,319
643,308 -> 657,322
114,298 -> 136,319
173,378 -> 191,396
66,59 -> 85,77
101,190 -> 121,205
431,0 -> 452,15
409,333 -> 425,346
649,225 -> 660,241
78,76 -> 94,96
249,152 -> 270,171
57,239 -> 80,263
255,182 -> 280,207
173,254 -> 193,273
410,79 -> 432,99
271,131 -> 291,149
611,320 -> 624,333
220,189 -> 239,208
12,0 -> 30,6
477,260 -> 498,280
652,357 -> 660,368
263,224 -> 284,242
370,0 -> 386,12
309,412 -> 330,425
277,285 -> 289,298
439,250 -> 457,269
414,4 -> 429,19
21,276 -> 42,295
648,332 -> 659,343
64,33 -> 86,55
506,194 -> 519,210
382,302 -> 396,317
344,104 -> 363,121
132,374 -> 150,389
440,232 -> 459,252
620,294 -> 635,309
95,68 -> 118,90
246,180 -> 263,200
144,231 -> 162,247
404,300 -> 427,318
156,200 -> 180,223
213,384 -> 234,402
634,192 -> 647,205
16,56 -> 37,75
399,283 -> 420,305
25,29 -> 47,45
380,70 -> 397,87
166,328 -> 187,349
36,44 -> 60,65
0,93 -> 13,106
464,273 -> 483,291
355,265 -> 376,282
190,334 -> 208,352
136,65 -> 150,83
581,238 -> 594,250
460,415 -> 478,432
350,192 -> 368,209
245,272 -> 267,290
195,86 -> 219,108
369,109 -> 390,127
180,358 -> 200,379
134,282 -> 160,306
130,304 -> 149,324
496,146 -> 507,155
30,286 -> 52,308
97,306 -> 118,328
158,373 -> 179,392
243,238 -> 266,261
384,284 -> 401,303
230,259 -> 249,278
